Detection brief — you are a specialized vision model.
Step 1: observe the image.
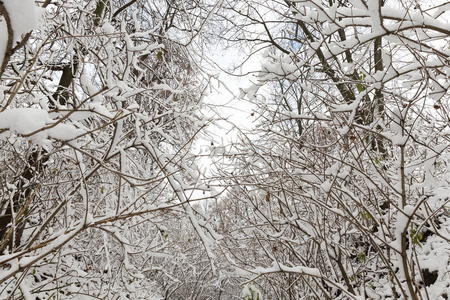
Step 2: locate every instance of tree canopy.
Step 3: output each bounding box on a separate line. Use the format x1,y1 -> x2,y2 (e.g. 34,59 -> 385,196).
0,0 -> 449,299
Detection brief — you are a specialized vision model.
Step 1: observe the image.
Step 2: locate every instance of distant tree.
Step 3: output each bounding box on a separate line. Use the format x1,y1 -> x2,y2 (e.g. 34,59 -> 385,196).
211,0 -> 450,299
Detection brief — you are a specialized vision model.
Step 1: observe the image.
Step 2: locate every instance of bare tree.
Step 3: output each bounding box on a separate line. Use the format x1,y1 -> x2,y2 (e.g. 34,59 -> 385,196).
0,0 -> 220,298
210,0 -> 450,299
2,0 -> 449,298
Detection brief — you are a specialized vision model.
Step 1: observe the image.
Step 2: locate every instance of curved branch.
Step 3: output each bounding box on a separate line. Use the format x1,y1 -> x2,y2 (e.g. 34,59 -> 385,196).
0,1 -> 14,77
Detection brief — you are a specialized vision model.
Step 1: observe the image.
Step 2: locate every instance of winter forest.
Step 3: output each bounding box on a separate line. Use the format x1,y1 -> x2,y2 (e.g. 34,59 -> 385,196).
0,0 -> 449,299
